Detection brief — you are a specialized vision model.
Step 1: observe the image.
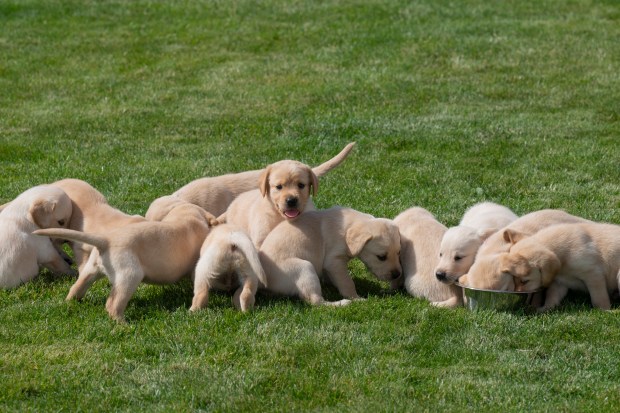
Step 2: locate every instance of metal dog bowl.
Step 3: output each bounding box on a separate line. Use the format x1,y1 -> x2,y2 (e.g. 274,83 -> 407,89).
456,283 -> 541,312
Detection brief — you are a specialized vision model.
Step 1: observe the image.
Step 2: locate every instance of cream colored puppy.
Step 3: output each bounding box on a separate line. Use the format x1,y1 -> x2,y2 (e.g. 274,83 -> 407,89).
497,223 -> 620,311
393,207 -> 462,307
258,207 -> 402,306
191,223 -> 267,312
221,159 -> 320,248
435,202 -> 518,284
162,142 -> 355,217
459,209 -> 590,290
35,200 -> 218,322
0,185 -> 74,288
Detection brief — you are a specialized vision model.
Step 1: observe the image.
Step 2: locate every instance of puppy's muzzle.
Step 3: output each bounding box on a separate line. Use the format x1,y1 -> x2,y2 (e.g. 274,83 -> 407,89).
285,197 -> 298,208
435,271 -> 447,282
390,270 -> 401,280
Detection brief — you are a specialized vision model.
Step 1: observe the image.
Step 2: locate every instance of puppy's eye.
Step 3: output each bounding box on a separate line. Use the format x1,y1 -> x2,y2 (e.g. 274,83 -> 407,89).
58,219 -> 65,226
454,256 -> 462,262
439,253 -> 443,258
275,185 -> 283,190
298,183 -> 305,189
377,254 -> 387,261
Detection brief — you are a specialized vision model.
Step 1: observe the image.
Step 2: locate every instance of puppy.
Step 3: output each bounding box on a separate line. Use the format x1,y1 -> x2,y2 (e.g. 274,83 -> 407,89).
190,223 -> 267,312
459,209 -> 591,290
497,223 -> 620,311
221,159 -> 320,248
435,202 -> 518,284
394,207 -> 462,307
35,200 -> 218,322
258,207 -> 402,305
161,142 -> 355,217
0,185 -> 74,288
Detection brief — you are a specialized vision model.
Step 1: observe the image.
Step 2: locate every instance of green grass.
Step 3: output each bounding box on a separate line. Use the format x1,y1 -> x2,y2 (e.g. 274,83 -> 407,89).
1,0 -> 620,411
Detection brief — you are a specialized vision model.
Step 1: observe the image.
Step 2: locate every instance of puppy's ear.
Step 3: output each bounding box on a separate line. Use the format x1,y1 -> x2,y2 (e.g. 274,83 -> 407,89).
203,211 -> 219,227
503,229 -> 527,245
308,167 -> 319,197
538,249 -> 561,287
345,223 -> 372,256
499,253 -> 530,278
29,198 -> 57,228
477,227 -> 497,242
458,274 -> 469,285
259,166 -> 271,197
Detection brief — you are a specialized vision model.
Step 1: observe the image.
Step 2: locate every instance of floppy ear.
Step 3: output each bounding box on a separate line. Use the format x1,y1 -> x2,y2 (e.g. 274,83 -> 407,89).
345,223 -> 373,256
458,274 -> 469,285
477,227 -> 498,242
259,166 -> 271,197
29,198 -> 57,228
499,253 -> 530,278
307,167 -> 319,197
503,229 -> 527,245
538,249 -> 561,286
203,210 -> 219,227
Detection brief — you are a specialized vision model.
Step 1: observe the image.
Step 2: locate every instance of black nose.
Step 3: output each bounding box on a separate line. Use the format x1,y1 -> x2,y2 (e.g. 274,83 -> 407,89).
391,270 -> 401,280
286,197 -> 298,207
435,271 -> 446,281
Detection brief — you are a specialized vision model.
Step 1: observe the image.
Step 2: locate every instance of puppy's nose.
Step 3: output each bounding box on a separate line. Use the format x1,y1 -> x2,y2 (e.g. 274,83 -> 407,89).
435,271 -> 447,281
391,270 -> 401,280
286,197 -> 298,207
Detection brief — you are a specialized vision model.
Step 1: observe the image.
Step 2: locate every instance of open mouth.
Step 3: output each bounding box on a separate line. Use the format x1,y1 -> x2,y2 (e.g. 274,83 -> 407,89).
283,208 -> 300,219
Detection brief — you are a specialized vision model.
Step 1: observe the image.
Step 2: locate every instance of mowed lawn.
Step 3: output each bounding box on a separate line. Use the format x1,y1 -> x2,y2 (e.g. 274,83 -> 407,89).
1,0 -> 620,411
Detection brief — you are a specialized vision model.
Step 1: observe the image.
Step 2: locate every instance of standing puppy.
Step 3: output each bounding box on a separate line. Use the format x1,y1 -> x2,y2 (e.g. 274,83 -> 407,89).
435,202 -> 518,284
394,207 -> 462,307
498,223 -> 620,311
258,207 -> 402,306
191,223 -> 267,312
35,201 -> 218,322
0,185 -> 74,288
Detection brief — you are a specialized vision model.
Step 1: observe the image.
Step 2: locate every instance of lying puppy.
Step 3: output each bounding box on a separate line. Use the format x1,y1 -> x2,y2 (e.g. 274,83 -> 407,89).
161,142 -> 355,217
394,207 -> 462,307
190,223 -> 267,312
35,199 -> 218,322
0,185 -> 75,288
498,223 -> 620,311
221,159 -> 320,247
459,209 -> 590,290
258,207 -> 402,305
435,202 -> 518,284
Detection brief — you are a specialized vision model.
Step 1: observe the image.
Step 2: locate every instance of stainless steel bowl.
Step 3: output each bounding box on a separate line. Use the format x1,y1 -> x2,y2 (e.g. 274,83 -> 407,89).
456,283 -> 541,312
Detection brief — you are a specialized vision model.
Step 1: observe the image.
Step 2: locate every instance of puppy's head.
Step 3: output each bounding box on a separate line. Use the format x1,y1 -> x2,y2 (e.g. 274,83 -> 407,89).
259,160 -> 318,220
347,218 -> 402,283
500,240 -> 561,291
28,186 -> 72,229
434,226 -> 496,284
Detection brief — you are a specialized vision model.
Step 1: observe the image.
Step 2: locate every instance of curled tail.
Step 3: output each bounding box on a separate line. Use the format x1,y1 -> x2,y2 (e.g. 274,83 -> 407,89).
311,142 -> 356,177
33,228 -> 109,252
229,231 -> 268,287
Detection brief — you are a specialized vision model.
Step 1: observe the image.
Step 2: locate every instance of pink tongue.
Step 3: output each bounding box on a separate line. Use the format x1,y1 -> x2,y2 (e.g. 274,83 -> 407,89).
284,209 -> 300,218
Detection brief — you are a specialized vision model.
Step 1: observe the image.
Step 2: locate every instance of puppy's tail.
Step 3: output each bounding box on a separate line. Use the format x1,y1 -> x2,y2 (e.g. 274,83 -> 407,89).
311,142 -> 355,177
33,228 -> 109,252
229,231 -> 268,287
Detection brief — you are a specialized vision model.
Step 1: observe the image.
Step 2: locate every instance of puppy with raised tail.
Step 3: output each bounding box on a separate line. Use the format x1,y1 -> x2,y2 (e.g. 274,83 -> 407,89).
258,207 -> 402,306
0,185 -> 75,288
154,142 -> 356,218
496,223 -> 620,311
191,223 -> 267,312
435,202 -> 518,284
35,199 -> 218,322
394,207 -> 462,307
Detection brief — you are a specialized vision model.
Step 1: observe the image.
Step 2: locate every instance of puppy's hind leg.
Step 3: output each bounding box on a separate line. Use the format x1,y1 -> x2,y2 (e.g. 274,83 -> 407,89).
232,270 -> 258,312
105,266 -> 143,323
67,248 -> 105,301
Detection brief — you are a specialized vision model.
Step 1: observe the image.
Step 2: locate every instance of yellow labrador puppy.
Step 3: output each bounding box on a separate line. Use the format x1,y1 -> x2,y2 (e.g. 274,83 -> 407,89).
394,207 -> 462,307
35,200 -> 218,322
0,185 -> 75,288
161,142 -> 355,217
258,207 -> 402,306
459,209 -> 590,290
191,223 -> 267,312
435,202 -> 518,284
497,223 -> 620,311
